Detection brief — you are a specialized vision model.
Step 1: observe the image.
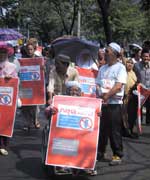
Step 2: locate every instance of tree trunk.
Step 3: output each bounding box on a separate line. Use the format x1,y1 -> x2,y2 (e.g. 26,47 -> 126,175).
97,0 -> 112,44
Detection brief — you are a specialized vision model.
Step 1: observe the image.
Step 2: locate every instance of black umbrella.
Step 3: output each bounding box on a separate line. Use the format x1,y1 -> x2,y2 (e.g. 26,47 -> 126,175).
51,36 -> 99,62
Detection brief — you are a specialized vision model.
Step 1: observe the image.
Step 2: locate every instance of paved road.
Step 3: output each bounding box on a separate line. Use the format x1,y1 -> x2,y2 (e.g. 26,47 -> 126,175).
0,108 -> 150,180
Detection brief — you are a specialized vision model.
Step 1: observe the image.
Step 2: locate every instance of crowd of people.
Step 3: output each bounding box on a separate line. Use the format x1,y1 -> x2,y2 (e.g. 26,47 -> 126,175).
0,37 -> 150,176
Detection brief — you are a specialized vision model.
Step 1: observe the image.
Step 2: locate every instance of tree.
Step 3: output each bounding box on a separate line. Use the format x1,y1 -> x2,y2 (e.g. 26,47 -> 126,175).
0,0 -> 20,27
110,0 -> 145,45
49,0 -> 80,35
140,0 -> 150,40
96,0 -> 112,44
80,0 -> 105,43
0,0 -> 149,45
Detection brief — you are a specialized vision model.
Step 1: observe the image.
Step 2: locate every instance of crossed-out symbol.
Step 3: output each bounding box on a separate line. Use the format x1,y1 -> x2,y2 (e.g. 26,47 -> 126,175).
0,94 -> 11,105
80,117 -> 93,130
31,72 -> 40,80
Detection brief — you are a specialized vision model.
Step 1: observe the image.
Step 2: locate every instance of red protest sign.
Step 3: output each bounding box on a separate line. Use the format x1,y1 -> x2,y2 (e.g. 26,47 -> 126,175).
137,84 -> 150,133
0,78 -> 19,137
19,57 -> 46,105
46,95 -> 102,169
76,67 -> 98,97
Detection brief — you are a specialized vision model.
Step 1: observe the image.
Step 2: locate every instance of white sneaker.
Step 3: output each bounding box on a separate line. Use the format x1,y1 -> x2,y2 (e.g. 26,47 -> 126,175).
0,148 -> 8,156
85,169 -> 97,176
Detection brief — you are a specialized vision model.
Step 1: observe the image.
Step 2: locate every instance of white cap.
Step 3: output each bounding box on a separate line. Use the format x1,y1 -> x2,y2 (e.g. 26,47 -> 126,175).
109,42 -> 121,53
65,81 -> 81,88
131,43 -> 142,50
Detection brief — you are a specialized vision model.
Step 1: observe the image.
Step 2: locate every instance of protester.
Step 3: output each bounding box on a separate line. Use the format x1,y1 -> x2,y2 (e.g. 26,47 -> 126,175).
20,42 -> 41,131
0,42 -> 17,155
123,58 -> 138,138
97,48 -> 106,68
27,38 -> 42,57
119,48 -> 128,65
142,40 -> 150,51
96,42 -> 127,165
134,48 -> 150,125
42,46 -> 55,104
46,53 -> 79,105
13,45 -> 22,59
130,43 -> 142,64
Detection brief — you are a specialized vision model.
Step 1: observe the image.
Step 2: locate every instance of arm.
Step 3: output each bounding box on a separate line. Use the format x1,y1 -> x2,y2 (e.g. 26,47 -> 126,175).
102,82 -> 123,102
47,67 -> 55,105
47,91 -> 54,105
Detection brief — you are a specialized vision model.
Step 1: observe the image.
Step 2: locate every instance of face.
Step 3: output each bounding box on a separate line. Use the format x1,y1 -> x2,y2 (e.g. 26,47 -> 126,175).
137,50 -> 142,57
69,86 -> 81,96
26,45 -> 35,57
98,49 -> 105,60
55,60 -> 69,74
105,47 -> 117,65
126,60 -> 134,71
81,53 -> 91,62
141,53 -> 150,64
0,49 -> 8,62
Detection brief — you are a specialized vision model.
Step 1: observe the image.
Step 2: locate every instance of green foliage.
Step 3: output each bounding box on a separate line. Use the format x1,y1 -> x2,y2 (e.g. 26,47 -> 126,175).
0,0 -> 149,45
81,0 -> 105,42
110,0 -> 146,44
140,0 -> 150,40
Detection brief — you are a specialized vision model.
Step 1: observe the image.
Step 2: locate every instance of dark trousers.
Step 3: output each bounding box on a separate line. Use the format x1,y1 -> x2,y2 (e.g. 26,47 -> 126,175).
98,104 -> 123,158
127,94 -> 138,132
21,106 -> 38,127
0,136 -> 9,149
143,97 -> 150,124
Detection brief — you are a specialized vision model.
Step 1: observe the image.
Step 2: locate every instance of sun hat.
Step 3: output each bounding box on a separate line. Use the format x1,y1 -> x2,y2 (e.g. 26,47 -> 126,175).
109,42 -> 121,54
65,81 -> 81,89
55,53 -> 71,63
0,41 -> 14,56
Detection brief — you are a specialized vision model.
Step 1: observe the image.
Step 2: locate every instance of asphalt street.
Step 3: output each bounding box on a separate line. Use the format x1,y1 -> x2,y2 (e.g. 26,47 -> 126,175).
0,107 -> 150,180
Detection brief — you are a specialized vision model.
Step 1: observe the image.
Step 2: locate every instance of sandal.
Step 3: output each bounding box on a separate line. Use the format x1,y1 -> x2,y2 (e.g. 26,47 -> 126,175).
0,148 -> 8,156
86,169 -> 97,176
35,122 -> 40,129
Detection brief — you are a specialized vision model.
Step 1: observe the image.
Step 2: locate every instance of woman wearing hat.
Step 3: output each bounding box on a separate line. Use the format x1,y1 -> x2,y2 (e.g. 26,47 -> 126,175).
0,42 -> 17,155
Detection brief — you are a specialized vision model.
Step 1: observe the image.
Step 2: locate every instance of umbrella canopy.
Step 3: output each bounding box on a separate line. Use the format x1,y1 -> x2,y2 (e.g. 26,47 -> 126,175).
51,36 -> 99,62
0,28 -> 23,41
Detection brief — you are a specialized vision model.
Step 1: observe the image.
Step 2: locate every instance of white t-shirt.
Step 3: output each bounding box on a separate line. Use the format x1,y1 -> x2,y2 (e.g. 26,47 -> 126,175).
96,62 -> 127,104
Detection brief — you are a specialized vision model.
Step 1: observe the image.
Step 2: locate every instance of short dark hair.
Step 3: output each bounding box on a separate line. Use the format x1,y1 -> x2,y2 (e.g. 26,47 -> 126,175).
141,48 -> 150,56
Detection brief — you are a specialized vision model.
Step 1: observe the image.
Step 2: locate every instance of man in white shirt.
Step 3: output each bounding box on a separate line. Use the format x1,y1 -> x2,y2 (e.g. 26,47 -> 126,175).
96,42 -> 127,165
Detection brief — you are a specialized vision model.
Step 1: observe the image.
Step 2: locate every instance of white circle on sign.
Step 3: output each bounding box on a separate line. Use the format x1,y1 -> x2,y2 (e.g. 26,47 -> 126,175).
31,72 -> 40,80
1,95 -> 11,105
89,85 -> 96,94
80,117 -> 93,130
